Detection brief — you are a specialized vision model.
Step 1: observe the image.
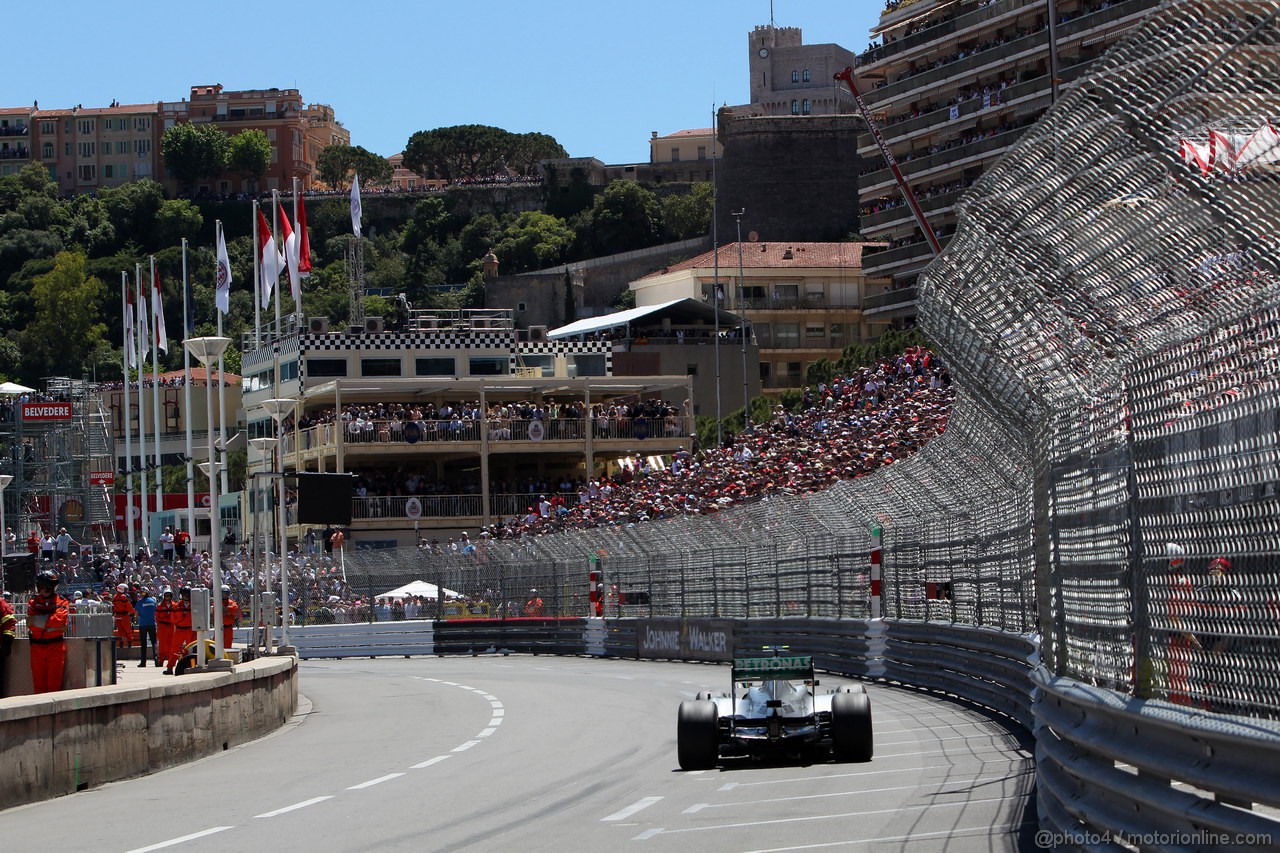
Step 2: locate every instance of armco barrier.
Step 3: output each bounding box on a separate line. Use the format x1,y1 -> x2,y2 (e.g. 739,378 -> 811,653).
257,618 -> 592,659
1033,670 -> 1280,850
0,656 -> 296,809
883,621 -> 1038,731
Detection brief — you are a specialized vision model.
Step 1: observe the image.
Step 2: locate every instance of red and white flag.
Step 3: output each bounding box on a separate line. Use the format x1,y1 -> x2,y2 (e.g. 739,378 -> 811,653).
257,208 -> 282,310
137,278 -> 150,361
296,194 -> 312,278
124,279 -> 136,368
279,203 -> 302,305
152,261 -> 168,354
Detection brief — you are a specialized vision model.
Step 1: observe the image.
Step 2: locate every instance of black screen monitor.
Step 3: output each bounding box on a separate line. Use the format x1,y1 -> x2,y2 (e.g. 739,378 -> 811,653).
293,473 -> 354,525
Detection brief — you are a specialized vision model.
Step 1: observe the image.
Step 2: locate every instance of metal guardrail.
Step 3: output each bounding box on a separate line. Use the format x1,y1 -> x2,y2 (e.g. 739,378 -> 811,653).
1033,669 -> 1280,850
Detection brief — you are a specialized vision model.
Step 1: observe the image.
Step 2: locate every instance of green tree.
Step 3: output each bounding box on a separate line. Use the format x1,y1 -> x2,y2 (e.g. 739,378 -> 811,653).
160,123 -> 230,191
492,211 -> 573,274
662,181 -> 714,240
575,180 -> 662,255
20,250 -> 108,380
228,130 -> 274,188
315,145 -> 390,189
507,132 -> 568,175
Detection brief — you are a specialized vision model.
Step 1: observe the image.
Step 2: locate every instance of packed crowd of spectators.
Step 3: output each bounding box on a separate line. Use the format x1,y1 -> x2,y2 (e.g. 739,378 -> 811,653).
96,375 -> 232,391
475,347 -> 951,538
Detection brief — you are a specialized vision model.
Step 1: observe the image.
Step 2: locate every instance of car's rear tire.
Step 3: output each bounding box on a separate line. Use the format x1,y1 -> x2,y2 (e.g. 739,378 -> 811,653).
831,692 -> 873,762
677,700 -> 719,770
835,684 -> 866,695
696,691 -> 713,701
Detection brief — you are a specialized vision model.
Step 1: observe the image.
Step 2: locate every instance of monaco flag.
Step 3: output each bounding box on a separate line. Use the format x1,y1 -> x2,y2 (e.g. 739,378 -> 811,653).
124,279 -> 136,368
297,195 -> 312,278
215,224 -> 232,315
257,208 -> 282,310
279,203 -> 302,306
152,261 -> 168,354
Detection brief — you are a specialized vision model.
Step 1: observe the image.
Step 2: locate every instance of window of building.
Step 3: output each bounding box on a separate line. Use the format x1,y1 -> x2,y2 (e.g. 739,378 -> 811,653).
78,120 -> 95,134
77,164 -> 96,181
686,364 -> 698,377
774,323 -> 800,347
791,70 -> 800,83
64,142 -> 72,156
361,358 -> 402,377
134,117 -> 150,132
806,324 -> 825,339
103,165 -> 114,179
697,145 -> 706,159
267,128 -> 277,141
802,69 -> 811,82
117,141 -> 128,154
754,322 -> 772,347
281,360 -> 299,381
41,143 -> 53,158
135,138 -> 151,156
573,354 -> 607,376
77,141 -> 95,157
517,302 -> 527,312
790,100 -> 800,115
415,357 -> 456,376
670,148 -> 680,162
802,99 -> 812,115
785,361 -> 803,377
306,358 -> 348,378
468,357 -> 507,376
40,121 -> 55,134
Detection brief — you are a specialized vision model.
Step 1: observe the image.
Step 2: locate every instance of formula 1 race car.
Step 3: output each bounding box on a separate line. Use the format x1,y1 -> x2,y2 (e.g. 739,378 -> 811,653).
677,651 -> 873,769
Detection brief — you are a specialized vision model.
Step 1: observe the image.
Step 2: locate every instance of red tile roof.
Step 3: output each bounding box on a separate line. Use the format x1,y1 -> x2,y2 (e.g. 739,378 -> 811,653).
642,242 -> 884,278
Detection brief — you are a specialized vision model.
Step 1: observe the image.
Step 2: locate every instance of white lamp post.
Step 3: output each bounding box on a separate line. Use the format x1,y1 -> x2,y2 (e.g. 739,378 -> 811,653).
261,398 -> 296,651
0,474 -> 12,591
248,437 -> 279,654
184,336 -> 231,665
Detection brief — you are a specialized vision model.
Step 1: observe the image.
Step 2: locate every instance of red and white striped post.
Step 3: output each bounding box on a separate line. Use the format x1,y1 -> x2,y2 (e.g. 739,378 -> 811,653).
870,525 -> 883,619
588,561 -> 602,618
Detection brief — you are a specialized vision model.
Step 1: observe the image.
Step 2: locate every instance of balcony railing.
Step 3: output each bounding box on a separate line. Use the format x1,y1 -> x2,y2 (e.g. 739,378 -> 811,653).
289,416 -> 694,453
861,188 -> 966,230
350,492 -> 606,521
0,125 -> 30,138
0,147 -> 31,160
862,286 -> 919,312
857,0 -> 1024,68
860,123 -> 1035,192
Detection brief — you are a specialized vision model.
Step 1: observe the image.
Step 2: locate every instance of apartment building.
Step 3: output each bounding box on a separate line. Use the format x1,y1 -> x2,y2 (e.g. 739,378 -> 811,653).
853,0 -> 1161,323
0,108 -> 32,178
630,242 -> 891,392
303,102 -> 351,180
242,309 -> 692,548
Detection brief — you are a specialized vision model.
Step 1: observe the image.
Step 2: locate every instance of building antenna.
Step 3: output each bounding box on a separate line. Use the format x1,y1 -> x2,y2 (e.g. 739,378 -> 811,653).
770,0 -> 775,29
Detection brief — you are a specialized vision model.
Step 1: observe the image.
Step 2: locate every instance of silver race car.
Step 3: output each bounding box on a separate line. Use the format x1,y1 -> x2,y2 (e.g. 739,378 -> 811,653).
677,652 -> 873,769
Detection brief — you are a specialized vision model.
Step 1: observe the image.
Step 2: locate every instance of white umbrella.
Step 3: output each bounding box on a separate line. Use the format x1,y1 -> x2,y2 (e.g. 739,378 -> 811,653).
0,381 -> 36,394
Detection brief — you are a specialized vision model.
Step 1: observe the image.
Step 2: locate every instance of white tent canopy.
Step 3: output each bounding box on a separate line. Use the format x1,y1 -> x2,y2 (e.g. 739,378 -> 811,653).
375,580 -> 460,600
0,381 -> 36,394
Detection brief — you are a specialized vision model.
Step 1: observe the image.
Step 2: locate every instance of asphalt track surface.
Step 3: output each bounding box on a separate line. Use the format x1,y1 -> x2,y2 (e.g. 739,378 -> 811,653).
4,657 -> 1038,852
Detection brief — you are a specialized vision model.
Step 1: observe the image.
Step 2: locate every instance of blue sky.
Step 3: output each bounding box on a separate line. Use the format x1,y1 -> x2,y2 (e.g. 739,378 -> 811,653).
11,1 -> 882,166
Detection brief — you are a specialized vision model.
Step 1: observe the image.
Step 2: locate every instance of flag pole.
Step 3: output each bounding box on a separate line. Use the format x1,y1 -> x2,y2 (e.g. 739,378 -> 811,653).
122,271 -> 136,560
292,176 -> 302,322
215,221 -> 228,495
182,240 -> 195,541
150,256 -> 163,550
136,263 -> 150,558
253,200 -> 261,350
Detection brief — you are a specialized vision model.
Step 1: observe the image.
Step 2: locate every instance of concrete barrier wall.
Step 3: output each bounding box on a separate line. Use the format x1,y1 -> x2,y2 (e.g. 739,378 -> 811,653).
0,656 -> 297,809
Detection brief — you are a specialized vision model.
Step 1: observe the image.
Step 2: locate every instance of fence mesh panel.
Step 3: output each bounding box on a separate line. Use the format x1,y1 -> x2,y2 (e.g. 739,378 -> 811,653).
303,1 -> 1277,718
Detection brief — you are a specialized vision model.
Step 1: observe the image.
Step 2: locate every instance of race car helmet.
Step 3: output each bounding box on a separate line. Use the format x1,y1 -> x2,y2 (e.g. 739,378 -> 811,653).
35,568 -> 60,589
162,587 -> 174,596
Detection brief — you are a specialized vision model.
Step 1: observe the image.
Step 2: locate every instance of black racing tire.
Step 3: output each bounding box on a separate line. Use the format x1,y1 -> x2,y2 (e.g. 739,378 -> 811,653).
836,683 -> 866,695
677,700 -> 719,770
696,691 -> 714,701
831,692 -> 873,762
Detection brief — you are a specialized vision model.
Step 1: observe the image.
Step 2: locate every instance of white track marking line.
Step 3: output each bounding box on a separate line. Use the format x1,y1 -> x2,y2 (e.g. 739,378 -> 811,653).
683,803 -> 708,814
739,821 -> 1033,852
602,796 -> 663,822
126,826 -> 234,853
634,828 -> 665,840
488,716 -> 503,726
452,740 -> 480,752
478,727 -> 498,737
347,773 -> 404,789
411,755 -> 451,769
648,795 -> 1013,835
254,796 -> 333,818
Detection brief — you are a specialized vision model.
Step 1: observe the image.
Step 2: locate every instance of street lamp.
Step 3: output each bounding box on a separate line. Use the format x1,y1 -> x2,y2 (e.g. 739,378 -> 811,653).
0,474 -> 12,591
184,335 -> 231,666
261,398 -> 296,652
248,437 -> 279,655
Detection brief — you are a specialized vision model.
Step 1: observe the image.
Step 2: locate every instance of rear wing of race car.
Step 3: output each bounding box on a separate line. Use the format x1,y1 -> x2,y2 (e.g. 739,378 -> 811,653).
731,655 -> 815,683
